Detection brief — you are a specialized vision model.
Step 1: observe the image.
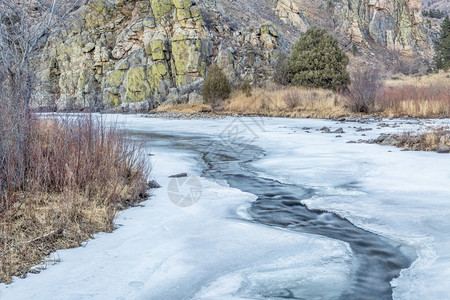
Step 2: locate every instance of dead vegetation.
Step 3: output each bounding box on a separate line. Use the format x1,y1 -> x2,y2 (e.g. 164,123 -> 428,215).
396,127 -> 450,151
222,88 -> 343,118
0,115 -> 149,283
375,84 -> 449,118
375,72 -> 450,118
0,0 -> 151,284
155,71 -> 449,119
370,126 -> 450,152
223,87 -> 349,118
344,68 -> 381,113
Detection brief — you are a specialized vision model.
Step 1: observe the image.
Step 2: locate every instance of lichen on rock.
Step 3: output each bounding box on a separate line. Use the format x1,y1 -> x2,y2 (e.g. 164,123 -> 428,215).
150,0 -> 173,19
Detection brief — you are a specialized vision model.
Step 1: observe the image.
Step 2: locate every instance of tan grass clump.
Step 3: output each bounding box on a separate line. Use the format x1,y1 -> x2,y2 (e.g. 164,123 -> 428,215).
384,71 -> 450,88
396,127 -> 450,151
0,115 -> 149,283
223,87 -> 349,118
153,72 -> 449,119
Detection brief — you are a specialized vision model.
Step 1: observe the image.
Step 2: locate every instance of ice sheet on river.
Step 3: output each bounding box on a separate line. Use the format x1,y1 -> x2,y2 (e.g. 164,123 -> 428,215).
0,143 -> 351,300
236,117 -> 449,300
1,115 -> 449,300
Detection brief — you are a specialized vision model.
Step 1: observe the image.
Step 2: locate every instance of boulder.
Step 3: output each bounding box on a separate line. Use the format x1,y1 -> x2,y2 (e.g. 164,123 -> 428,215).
436,145 -> 450,154
332,128 -> 345,134
320,126 -> 331,133
188,92 -> 204,104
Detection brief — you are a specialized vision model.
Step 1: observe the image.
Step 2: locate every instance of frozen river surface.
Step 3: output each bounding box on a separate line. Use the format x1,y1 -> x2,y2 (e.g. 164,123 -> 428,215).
1,116 -> 449,300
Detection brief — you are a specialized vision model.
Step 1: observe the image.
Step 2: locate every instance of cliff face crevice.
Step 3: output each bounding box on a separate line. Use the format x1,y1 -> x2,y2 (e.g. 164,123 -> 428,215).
36,0 -> 434,110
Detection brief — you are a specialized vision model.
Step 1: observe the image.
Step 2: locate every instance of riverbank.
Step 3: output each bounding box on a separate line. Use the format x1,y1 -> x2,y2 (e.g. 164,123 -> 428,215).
153,71 -> 449,120
142,111 -> 450,153
0,116 -> 149,284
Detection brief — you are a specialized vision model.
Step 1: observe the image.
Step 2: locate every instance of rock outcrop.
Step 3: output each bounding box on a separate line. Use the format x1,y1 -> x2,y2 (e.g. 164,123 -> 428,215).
276,0 -> 309,32
39,0 -> 209,109
331,0 -> 431,54
35,0 -> 435,110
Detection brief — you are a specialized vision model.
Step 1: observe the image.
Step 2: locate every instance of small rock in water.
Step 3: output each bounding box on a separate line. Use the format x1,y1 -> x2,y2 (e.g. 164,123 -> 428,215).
169,173 -> 188,178
336,135 -> 342,138
332,127 -> 345,134
356,127 -> 373,132
347,140 -> 357,144
381,136 -> 398,146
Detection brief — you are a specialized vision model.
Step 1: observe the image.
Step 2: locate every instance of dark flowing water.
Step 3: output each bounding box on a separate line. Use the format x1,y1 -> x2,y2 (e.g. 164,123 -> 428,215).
137,132 -> 416,300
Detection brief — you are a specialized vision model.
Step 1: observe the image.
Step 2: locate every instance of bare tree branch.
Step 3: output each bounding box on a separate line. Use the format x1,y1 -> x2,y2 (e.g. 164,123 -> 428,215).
0,0 -> 81,205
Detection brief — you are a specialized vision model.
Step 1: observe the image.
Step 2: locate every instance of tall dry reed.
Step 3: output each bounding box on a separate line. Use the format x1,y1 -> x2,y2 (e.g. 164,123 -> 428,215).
0,114 -> 149,283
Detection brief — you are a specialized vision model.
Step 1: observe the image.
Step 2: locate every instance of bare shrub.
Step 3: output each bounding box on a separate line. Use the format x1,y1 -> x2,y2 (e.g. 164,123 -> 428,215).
344,68 -> 382,113
0,115 -> 149,283
0,2 -> 152,283
283,89 -> 302,109
0,0 -> 82,201
0,0 -> 81,111
376,83 -> 450,117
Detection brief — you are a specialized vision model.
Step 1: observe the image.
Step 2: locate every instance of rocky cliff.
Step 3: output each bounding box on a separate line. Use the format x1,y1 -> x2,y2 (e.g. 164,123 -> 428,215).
422,0 -> 449,13
36,0 -> 435,110
332,0 -> 431,52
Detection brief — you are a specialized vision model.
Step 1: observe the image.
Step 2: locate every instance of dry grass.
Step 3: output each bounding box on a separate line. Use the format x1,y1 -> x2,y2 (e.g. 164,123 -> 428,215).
222,87 -> 349,118
376,71 -> 450,118
376,84 -> 449,118
396,127 -> 450,151
153,87 -> 349,119
384,71 -> 450,88
153,72 -> 449,119
0,115 -> 149,283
